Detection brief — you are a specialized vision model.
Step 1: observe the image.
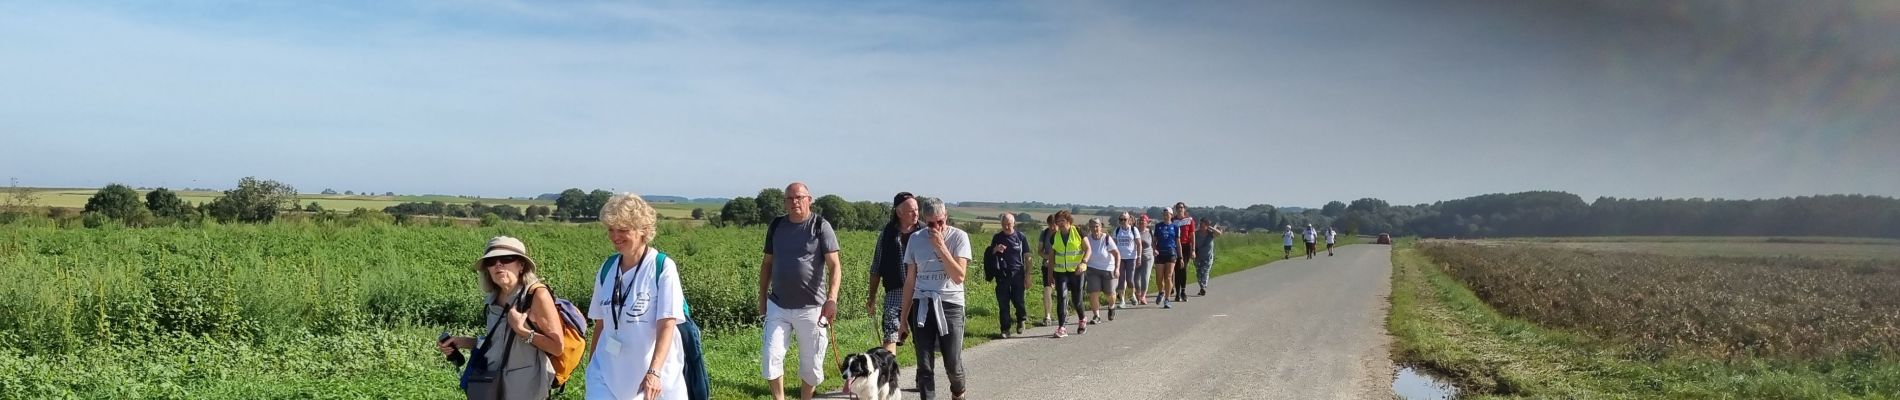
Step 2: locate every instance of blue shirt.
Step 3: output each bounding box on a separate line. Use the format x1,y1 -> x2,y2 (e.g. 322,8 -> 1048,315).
1152,223 -> 1180,256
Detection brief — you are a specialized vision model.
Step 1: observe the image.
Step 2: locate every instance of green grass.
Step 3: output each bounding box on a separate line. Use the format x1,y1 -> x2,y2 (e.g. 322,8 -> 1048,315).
1387,238 -> 1900,399
0,221 -> 1287,399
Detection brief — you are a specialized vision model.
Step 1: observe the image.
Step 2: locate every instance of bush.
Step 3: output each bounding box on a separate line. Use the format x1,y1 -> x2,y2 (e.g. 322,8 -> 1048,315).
83,184 -> 144,221
479,213 -> 501,227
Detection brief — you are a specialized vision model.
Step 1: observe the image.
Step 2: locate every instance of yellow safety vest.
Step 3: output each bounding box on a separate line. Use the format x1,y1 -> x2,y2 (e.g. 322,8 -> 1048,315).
1051,226 -> 1084,273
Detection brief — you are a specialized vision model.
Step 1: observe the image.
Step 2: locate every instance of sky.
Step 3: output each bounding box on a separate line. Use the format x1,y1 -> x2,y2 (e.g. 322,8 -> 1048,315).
2,0 -> 1896,208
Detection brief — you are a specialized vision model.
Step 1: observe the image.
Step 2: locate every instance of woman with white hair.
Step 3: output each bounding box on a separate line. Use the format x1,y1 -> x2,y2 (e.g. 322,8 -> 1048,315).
437,236 -> 562,400
587,193 -> 692,400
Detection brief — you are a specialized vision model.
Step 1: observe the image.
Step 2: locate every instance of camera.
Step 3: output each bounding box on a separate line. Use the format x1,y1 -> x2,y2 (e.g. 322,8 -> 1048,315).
437,332 -> 466,368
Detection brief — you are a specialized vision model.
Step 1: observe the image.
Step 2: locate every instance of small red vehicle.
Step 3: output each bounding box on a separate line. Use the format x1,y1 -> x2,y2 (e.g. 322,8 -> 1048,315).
1376,233 -> 1392,245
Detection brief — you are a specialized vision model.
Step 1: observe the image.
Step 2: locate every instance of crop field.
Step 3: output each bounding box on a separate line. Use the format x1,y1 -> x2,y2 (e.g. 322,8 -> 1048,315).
0,221 -> 1284,399
25,188 -> 553,211
1390,238 -> 1900,398
1477,236 -> 1900,261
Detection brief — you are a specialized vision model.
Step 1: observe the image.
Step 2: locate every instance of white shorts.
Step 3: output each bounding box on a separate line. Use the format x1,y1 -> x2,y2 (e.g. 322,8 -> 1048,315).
761,302 -> 828,385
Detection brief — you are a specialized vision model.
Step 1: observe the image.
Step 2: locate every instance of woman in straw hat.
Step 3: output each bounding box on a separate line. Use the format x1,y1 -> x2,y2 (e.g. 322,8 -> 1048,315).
438,235 -> 562,400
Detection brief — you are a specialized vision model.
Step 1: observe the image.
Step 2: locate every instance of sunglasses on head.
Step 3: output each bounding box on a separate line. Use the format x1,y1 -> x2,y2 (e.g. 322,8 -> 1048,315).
482,255 -> 524,268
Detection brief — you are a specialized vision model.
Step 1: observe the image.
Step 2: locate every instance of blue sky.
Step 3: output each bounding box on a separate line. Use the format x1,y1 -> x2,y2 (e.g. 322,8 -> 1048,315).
2,0 -> 1895,208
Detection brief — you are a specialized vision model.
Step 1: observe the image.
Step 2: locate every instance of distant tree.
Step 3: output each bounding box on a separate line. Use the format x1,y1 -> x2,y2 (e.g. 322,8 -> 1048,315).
343,190 -> 354,195
145,188 -> 191,219
853,201 -> 891,230
1347,198 -> 1391,213
721,196 -> 759,226
205,177 -> 298,223
489,204 -> 522,221
305,202 -> 324,213
1015,212 -> 1034,224
956,220 -> 985,236
554,188 -> 587,219
467,201 -> 489,218
84,183 -> 145,221
321,188 -> 338,195
755,188 -> 786,224
383,192 -> 394,196
813,194 -> 852,229
1321,201 -> 1347,217
585,190 -> 613,219
691,208 -> 706,220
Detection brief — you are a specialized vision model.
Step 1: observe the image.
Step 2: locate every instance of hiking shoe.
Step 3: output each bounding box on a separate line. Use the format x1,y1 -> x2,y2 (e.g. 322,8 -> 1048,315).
1054,327 -> 1067,338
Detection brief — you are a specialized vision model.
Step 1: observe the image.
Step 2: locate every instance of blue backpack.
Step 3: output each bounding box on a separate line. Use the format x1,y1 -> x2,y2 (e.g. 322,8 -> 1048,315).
596,252 -> 710,400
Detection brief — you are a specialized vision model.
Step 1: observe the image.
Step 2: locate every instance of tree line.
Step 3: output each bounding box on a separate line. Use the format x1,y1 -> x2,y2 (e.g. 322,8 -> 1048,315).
716,187 -> 893,231
18,178 -> 1900,239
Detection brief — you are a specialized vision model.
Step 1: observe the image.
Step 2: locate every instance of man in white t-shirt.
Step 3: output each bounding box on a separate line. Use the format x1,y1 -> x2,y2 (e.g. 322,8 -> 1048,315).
1282,225 -> 1296,260
1302,224 -> 1318,259
897,197 -> 973,400
1325,227 -> 1338,256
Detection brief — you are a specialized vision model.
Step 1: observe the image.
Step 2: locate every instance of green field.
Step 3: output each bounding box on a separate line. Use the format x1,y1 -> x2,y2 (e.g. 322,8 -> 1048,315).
1388,237 -> 1900,398
25,188 -> 554,211
0,220 -> 1288,399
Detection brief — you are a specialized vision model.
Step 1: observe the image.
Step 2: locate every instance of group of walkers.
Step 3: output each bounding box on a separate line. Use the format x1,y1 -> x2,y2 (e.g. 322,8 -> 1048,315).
437,182 -> 1230,400
1017,203 -> 1227,339
1282,223 -> 1340,260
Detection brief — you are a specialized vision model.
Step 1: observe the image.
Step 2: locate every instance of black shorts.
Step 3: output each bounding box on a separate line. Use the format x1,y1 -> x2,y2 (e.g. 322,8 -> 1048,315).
1041,261 -> 1053,287
1284,245 -> 1294,251
1326,242 -> 1335,248
1155,254 -> 1177,264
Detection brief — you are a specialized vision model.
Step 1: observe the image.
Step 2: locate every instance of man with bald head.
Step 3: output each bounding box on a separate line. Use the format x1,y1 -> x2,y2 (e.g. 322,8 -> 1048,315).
757,182 -> 842,400
983,212 -> 1030,337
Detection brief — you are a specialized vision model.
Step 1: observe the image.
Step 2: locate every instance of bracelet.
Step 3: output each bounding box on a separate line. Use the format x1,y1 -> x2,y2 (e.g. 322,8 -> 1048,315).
521,331 -> 535,344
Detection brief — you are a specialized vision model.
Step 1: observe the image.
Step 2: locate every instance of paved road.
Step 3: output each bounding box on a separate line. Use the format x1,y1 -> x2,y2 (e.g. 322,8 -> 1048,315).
864,244 -> 1394,399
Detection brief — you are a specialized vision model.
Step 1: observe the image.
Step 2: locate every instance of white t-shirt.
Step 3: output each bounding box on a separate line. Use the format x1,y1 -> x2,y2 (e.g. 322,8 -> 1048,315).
1085,234 -> 1116,271
1303,228 -> 1317,242
1283,230 -> 1296,245
1112,226 -> 1138,259
1326,230 -> 1337,244
906,228 -> 973,305
586,249 -> 688,400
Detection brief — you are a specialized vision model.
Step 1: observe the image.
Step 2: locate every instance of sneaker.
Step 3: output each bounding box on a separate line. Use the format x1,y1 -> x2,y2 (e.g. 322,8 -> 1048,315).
1198,288 -> 1207,296
1016,326 -> 1024,335
1078,322 -> 1087,335
1090,316 -> 1101,325
999,333 -> 1011,339
1054,327 -> 1067,338
1041,317 -> 1053,327
1162,302 -> 1172,309
1108,308 -> 1116,321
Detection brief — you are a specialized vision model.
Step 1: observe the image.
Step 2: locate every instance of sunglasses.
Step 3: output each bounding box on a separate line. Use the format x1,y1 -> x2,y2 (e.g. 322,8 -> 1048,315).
927,220 -> 947,228
482,255 -> 524,268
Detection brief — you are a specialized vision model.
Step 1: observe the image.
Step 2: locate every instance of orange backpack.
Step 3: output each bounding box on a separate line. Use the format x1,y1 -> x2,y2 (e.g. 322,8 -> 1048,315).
524,282 -> 588,394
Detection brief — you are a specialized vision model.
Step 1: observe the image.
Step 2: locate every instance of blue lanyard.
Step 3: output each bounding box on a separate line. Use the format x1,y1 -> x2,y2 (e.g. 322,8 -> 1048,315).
609,250 -> 648,331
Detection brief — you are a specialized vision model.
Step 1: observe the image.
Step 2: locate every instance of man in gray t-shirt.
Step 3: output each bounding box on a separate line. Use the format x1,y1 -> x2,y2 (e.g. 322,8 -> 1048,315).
756,182 -> 842,400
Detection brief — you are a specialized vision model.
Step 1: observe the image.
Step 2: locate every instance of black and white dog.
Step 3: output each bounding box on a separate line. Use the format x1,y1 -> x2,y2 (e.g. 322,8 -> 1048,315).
840,347 -> 900,400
